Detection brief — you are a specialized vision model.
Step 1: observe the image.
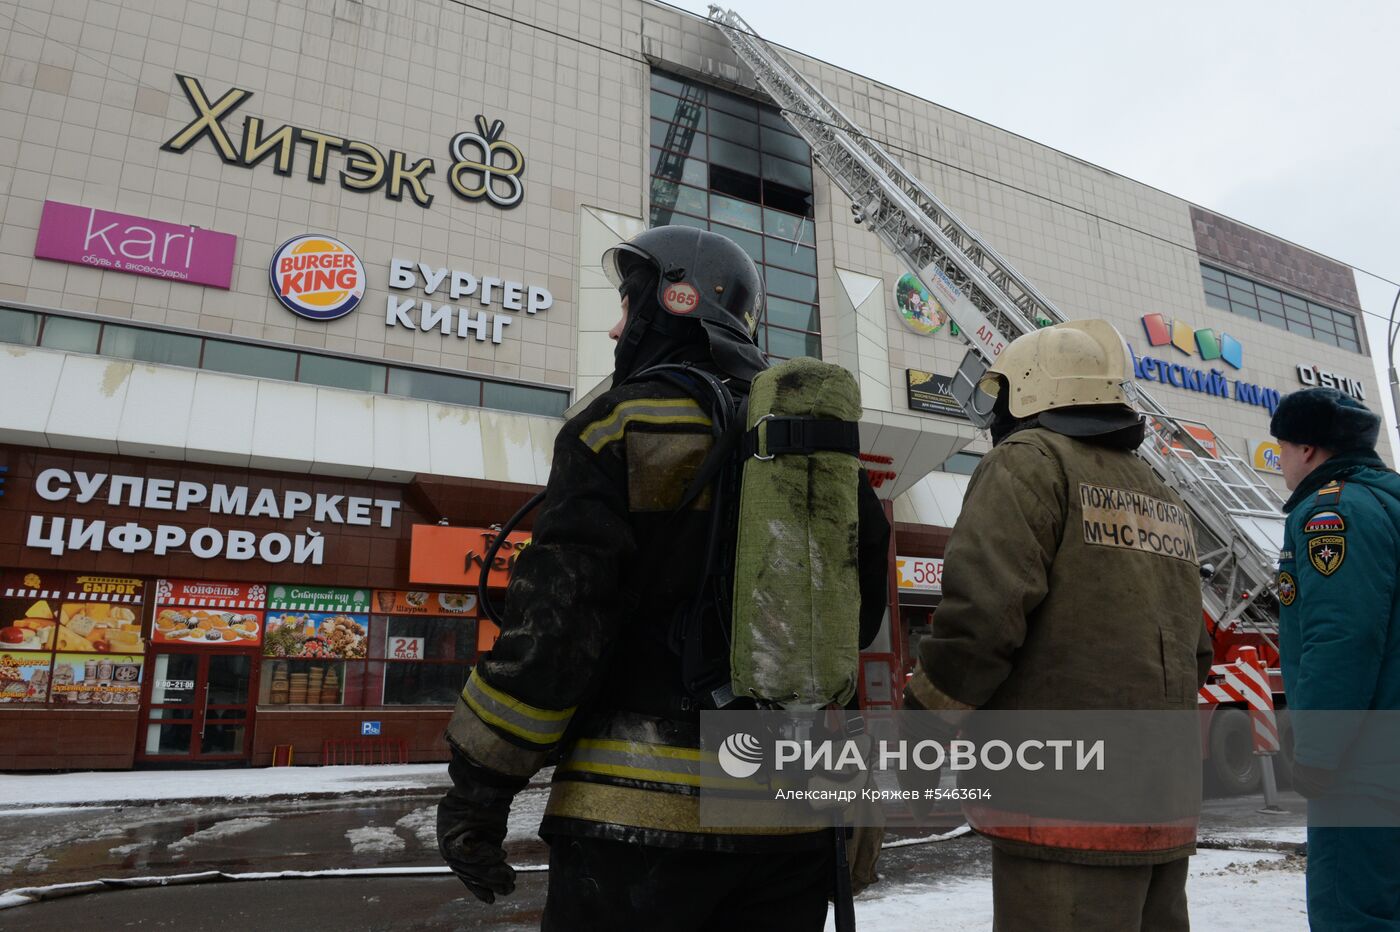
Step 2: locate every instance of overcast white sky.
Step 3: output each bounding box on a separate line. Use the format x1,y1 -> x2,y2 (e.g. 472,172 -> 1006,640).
669,0 -> 1400,450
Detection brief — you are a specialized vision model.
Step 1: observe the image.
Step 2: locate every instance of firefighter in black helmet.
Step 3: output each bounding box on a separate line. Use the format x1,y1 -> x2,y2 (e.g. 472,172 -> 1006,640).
605,225 -> 769,383
436,226 -> 892,929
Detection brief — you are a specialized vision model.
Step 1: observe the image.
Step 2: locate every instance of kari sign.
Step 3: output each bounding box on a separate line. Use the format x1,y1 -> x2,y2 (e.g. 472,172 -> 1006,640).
34,200 -> 236,288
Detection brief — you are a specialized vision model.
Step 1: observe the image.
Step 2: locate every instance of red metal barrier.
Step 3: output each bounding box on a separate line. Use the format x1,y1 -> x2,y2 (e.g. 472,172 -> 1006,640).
321,737 -> 408,766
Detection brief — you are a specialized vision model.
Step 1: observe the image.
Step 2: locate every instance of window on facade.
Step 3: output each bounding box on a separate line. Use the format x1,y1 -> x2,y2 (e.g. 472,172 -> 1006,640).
1199,263 -> 1360,352
39,315 -> 100,353
388,367 -> 481,407
2,307 -> 572,419
483,381 -> 571,418
0,308 -> 38,345
650,70 -> 821,362
203,340 -> 299,381
296,354 -> 387,392
100,324 -> 202,367
938,451 -> 983,475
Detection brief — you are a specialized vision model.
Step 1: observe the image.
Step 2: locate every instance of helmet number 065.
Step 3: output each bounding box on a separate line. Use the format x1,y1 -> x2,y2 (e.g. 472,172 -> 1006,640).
662,282 -> 700,315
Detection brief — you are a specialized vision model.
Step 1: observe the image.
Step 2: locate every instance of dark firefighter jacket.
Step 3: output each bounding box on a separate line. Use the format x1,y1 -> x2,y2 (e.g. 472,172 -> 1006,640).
445,374 -> 892,851
1279,452 -> 1400,803
905,427 -> 1212,865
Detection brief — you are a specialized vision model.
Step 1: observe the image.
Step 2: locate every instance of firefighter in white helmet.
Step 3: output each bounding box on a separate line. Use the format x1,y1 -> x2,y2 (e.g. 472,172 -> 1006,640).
905,320 -> 1213,930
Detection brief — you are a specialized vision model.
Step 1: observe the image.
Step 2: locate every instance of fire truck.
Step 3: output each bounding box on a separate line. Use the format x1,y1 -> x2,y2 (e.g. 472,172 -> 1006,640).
708,7 -> 1291,795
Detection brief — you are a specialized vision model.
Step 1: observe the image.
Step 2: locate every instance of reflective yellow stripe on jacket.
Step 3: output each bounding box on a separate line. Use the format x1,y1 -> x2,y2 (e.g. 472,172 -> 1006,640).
460,668 -> 575,748
578,397 -> 711,454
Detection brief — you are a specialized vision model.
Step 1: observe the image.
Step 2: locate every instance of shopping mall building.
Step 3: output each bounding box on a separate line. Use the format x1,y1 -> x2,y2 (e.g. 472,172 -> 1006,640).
0,0 -> 1385,769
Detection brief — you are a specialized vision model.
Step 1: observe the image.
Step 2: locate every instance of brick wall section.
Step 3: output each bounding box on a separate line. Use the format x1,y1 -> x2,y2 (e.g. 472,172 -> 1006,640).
249,709 -> 451,766
1190,205 -> 1362,312
0,710 -> 138,769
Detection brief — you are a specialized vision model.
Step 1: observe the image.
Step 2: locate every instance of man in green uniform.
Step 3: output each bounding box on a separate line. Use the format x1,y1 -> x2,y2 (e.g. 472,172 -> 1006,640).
904,320 -> 1212,931
433,226 -> 892,930
1271,386 -> 1400,930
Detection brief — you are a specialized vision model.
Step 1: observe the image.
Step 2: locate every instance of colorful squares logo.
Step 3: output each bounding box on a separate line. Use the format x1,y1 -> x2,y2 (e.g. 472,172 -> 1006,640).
1140,314 -> 1241,369
1194,329 -> 1221,361
1142,313 -> 1171,346
1219,333 -> 1243,369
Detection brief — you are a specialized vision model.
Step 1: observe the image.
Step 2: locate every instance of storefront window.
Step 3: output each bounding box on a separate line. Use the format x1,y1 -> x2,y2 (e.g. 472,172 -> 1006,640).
260,659 -> 345,705
369,590 -> 479,707
382,663 -> 469,706
261,585 -> 370,707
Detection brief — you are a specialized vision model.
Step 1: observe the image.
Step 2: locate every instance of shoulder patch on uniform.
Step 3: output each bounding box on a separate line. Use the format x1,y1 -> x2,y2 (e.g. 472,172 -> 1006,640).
1307,535 -> 1346,576
578,397 -> 710,454
1279,549 -> 1293,561
1277,571 -> 1296,606
1315,480 -> 1344,501
1303,511 -> 1346,534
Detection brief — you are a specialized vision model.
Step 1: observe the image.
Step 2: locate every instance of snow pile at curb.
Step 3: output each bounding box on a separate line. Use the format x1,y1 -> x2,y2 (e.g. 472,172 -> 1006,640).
168,817 -> 275,852
0,764 -> 451,810
826,848 -> 1307,931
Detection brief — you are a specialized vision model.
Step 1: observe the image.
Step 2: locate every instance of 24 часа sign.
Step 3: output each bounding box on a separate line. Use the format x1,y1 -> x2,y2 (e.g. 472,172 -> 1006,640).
160,76 -> 525,210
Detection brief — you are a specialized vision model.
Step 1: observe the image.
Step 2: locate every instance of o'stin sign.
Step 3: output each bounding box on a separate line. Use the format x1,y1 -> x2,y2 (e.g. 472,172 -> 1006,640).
269,235 -> 365,321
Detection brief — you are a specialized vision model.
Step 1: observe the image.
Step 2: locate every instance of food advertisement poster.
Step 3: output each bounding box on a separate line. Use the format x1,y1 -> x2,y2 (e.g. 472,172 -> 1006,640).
263,613 -> 368,660
0,570 -> 62,652
50,653 -> 143,706
373,590 -> 477,616
0,652 -> 52,703
58,602 -> 144,654
152,579 -> 266,647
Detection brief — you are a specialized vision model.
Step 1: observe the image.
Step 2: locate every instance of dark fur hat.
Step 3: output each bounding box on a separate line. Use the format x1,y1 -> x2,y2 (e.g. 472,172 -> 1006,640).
1270,387 -> 1381,453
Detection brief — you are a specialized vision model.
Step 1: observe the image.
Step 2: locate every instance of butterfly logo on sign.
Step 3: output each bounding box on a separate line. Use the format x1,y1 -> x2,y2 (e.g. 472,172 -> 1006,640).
449,116 -> 525,210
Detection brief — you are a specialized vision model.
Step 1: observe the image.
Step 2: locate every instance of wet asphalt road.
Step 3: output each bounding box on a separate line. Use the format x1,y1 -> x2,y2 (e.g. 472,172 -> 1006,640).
0,788 -> 1305,929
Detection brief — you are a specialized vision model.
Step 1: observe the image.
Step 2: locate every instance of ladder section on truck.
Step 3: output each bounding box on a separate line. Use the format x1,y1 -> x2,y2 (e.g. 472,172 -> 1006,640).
706,6 -> 1286,636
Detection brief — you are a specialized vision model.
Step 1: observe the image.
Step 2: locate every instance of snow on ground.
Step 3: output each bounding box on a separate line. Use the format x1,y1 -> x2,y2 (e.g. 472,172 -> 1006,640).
1201,825 -> 1308,847
167,817 -> 275,852
394,806 -> 438,847
346,826 -> 407,855
829,848 -> 1308,932
396,785 -> 551,849
0,764 -> 452,809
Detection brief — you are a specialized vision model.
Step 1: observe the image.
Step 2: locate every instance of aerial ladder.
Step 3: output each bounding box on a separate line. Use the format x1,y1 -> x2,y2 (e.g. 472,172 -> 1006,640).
707,7 -> 1289,791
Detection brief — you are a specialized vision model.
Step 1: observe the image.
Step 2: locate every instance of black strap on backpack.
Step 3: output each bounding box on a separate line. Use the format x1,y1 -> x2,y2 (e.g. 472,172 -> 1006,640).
626,363 -> 750,710
745,415 -> 860,459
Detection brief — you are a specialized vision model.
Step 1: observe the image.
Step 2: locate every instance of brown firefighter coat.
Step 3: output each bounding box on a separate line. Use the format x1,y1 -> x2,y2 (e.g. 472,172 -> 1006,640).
906,427 -> 1212,865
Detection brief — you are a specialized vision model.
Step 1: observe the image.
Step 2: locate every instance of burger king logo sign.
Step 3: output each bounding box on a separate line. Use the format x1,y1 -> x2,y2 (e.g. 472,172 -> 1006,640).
269,235 -> 365,321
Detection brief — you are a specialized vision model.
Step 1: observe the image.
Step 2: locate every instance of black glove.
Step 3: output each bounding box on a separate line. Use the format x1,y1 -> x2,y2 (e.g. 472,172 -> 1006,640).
437,749 -> 528,903
1291,762 -> 1336,800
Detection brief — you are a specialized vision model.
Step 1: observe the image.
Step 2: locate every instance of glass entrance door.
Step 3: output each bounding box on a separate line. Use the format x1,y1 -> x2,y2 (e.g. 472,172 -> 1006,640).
138,650 -> 257,763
